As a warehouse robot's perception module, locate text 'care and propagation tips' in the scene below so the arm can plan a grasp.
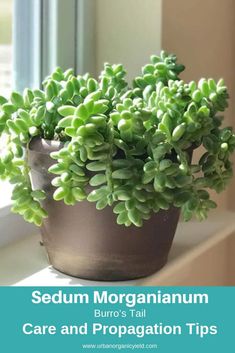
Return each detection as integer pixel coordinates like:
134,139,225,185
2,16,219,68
1,287,233,352
22,289,217,339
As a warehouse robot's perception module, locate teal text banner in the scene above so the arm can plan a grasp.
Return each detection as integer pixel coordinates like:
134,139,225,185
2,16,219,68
0,287,233,352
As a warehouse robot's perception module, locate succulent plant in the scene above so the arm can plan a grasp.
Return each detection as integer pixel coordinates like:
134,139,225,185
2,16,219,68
0,51,234,227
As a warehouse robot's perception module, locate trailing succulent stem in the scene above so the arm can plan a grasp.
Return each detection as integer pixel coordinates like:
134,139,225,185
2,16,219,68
0,51,234,227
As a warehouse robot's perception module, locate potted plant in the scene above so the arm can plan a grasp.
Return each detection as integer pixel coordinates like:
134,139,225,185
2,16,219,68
0,51,234,280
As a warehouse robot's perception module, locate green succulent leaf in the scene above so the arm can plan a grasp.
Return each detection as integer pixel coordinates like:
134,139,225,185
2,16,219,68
0,51,233,227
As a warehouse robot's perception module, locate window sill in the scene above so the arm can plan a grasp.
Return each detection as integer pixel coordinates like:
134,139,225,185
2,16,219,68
0,211,235,286
0,180,13,209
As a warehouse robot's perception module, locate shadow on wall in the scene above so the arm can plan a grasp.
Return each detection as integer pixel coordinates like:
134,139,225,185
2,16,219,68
162,0,235,210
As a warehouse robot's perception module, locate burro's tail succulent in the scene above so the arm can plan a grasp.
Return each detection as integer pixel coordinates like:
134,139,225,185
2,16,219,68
0,51,234,227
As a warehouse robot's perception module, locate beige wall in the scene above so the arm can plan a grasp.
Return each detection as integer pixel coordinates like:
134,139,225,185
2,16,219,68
94,0,235,210
162,0,235,210
95,0,162,82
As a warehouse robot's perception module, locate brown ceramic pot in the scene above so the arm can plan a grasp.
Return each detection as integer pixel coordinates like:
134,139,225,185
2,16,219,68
28,138,181,281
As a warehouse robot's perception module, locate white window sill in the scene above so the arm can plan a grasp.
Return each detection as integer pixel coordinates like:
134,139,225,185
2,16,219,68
0,211,235,287
0,180,13,209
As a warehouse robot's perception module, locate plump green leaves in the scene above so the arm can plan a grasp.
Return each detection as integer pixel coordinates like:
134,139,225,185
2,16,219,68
0,51,234,227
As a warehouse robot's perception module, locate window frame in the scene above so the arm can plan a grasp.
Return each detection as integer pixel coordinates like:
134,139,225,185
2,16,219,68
13,0,42,92
1,0,95,246
13,0,96,92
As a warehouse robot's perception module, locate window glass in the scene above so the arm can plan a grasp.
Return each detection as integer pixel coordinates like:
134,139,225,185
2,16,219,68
0,0,13,207
0,0,13,98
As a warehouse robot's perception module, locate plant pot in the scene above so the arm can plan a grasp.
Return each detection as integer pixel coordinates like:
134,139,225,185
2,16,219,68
28,138,181,281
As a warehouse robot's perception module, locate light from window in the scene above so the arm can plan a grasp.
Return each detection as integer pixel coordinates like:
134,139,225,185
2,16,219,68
0,0,13,98
0,0,13,208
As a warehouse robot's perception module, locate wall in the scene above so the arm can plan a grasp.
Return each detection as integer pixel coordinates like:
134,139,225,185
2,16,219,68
94,0,235,210
95,0,162,82
162,0,235,210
